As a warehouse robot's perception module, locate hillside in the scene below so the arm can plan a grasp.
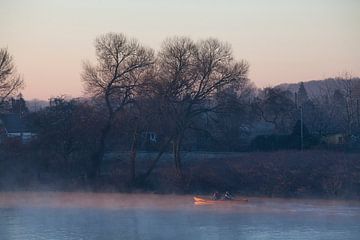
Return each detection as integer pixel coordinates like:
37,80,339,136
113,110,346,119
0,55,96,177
276,78,360,98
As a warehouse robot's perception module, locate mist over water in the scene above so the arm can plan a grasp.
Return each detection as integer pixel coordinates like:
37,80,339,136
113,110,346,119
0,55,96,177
0,192,359,240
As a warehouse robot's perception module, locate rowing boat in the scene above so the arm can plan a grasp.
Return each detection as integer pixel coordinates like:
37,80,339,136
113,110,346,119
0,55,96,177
194,196,248,205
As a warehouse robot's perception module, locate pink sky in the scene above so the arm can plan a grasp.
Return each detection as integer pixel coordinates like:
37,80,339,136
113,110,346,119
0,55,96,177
1,0,359,100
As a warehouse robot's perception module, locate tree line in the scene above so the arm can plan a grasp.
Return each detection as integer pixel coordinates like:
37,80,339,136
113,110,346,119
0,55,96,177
1,33,360,192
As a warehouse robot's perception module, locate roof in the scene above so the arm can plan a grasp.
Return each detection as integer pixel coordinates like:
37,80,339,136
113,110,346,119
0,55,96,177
0,114,29,133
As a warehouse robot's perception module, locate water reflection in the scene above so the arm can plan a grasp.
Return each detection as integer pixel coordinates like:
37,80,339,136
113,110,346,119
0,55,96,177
0,193,359,240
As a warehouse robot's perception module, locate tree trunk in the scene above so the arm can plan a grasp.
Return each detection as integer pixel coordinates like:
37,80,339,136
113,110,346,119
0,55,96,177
88,118,112,180
173,135,183,178
129,126,138,185
345,100,353,136
136,137,172,184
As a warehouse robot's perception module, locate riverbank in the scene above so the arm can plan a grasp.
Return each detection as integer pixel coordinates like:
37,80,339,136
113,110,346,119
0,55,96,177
1,150,360,199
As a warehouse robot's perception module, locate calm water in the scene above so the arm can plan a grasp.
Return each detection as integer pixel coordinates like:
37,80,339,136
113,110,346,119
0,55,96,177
0,192,359,240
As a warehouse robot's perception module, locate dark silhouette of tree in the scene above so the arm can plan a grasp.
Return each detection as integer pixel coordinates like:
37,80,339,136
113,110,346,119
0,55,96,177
289,120,319,149
0,48,24,109
153,37,249,178
297,82,309,106
10,93,28,114
256,87,296,133
291,120,310,137
336,73,358,135
31,97,102,176
210,83,256,151
82,33,154,179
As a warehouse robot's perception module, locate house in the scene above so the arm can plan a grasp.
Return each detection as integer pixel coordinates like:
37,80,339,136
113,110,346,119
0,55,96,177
139,131,158,150
321,133,347,145
141,131,157,143
0,113,36,144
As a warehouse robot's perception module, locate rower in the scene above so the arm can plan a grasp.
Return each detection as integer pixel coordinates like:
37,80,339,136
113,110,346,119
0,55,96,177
212,191,221,200
223,191,233,200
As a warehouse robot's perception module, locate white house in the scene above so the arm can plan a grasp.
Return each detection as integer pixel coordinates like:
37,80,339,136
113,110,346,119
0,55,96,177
0,114,36,144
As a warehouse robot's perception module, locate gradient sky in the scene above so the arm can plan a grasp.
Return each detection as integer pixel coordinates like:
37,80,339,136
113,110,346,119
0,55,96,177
1,0,359,100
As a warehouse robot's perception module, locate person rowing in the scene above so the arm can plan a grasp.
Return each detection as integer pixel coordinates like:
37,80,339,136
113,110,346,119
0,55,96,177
211,191,233,200
212,191,221,200
223,191,233,200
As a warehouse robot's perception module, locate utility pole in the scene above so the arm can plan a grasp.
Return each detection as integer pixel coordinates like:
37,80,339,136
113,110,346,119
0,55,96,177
295,92,304,151
357,99,360,129
300,105,304,151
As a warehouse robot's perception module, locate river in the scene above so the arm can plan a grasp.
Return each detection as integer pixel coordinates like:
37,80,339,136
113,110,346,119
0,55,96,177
0,192,359,240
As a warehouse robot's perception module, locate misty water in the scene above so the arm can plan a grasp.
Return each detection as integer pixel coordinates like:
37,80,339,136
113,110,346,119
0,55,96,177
0,193,359,240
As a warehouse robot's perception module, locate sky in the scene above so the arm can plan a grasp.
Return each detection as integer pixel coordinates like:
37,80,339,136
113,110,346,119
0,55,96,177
0,0,359,100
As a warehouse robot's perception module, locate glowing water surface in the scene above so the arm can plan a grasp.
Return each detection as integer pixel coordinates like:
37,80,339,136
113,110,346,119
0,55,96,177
0,192,359,240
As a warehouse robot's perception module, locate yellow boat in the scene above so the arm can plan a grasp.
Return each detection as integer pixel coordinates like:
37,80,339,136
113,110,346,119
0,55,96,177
193,196,248,205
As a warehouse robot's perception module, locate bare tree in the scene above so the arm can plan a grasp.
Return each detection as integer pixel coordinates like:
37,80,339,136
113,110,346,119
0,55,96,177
82,33,154,178
255,87,297,134
336,73,357,136
211,83,257,151
154,37,249,178
312,82,347,135
0,48,24,108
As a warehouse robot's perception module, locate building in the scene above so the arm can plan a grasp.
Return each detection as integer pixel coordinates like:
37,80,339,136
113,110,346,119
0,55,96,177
321,133,347,145
0,113,36,144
